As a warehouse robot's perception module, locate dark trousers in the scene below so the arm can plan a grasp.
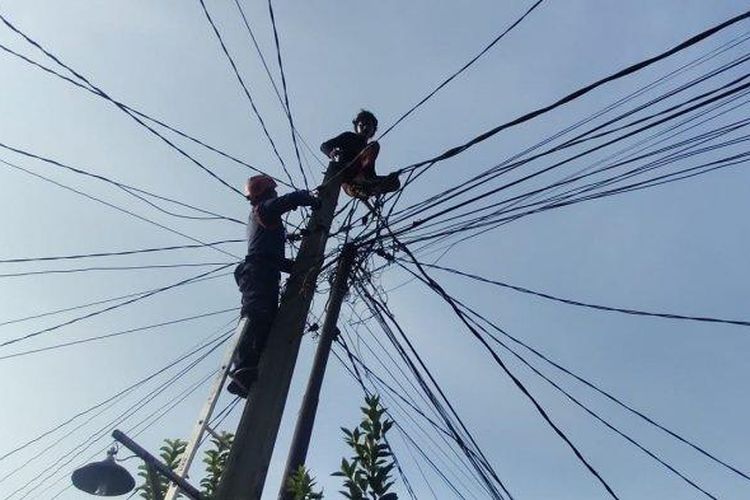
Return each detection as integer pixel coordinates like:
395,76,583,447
235,305,277,370
235,259,280,371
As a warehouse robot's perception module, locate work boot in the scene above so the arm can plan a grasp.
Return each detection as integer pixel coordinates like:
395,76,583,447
378,172,401,194
226,366,258,398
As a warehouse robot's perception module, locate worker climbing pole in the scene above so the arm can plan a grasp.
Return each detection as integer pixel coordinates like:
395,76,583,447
321,110,401,200
215,107,405,499
215,156,346,500
228,175,320,397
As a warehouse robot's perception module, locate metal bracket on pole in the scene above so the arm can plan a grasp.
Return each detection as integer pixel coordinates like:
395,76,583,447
164,316,249,500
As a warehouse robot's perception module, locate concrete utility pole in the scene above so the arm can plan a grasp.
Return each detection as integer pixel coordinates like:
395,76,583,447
215,161,344,500
278,243,357,500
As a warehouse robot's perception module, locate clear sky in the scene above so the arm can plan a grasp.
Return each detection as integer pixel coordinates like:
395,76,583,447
0,1,749,499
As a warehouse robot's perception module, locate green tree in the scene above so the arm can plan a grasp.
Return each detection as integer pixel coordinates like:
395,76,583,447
332,395,398,500
135,438,186,499
134,433,234,500
286,465,324,500
199,432,233,497
141,396,398,500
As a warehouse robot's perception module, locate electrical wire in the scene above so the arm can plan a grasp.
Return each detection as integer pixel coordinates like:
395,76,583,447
267,0,308,188
197,0,296,187
0,13,244,196
3,328,232,496
392,244,619,499
0,307,237,362
0,40,291,186
0,316,236,465
0,262,233,279
0,271,232,329
377,0,546,141
423,262,750,328
0,157,241,260
0,264,233,349
397,9,750,176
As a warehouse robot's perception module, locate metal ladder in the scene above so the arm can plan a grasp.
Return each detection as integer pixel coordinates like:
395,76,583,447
164,317,248,500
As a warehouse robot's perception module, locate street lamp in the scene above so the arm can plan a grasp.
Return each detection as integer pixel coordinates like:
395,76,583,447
71,447,135,496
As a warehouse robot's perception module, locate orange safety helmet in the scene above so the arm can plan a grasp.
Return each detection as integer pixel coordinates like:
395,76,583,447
244,175,278,203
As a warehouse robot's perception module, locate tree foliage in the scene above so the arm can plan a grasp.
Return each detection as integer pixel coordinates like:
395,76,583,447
138,396,398,499
200,432,233,497
135,438,186,499
286,465,324,500
134,433,233,500
332,395,398,500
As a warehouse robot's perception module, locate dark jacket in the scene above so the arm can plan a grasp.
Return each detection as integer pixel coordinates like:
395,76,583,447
320,132,380,182
235,190,317,310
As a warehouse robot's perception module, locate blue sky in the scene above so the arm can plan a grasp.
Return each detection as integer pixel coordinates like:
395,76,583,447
0,1,749,499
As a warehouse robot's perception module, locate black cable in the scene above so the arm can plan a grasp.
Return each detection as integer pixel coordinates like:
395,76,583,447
0,40,291,186
0,262,232,279
18,339,227,500
341,353,474,500
0,315,234,466
0,123,244,224
335,332,491,498
0,271,231,329
0,307,237,362
378,47,750,250
452,300,718,499
417,147,750,246
390,55,750,227
333,337,427,500
232,0,326,173
0,157,241,260
0,239,243,264
377,64,750,254
0,139,241,224
408,104,750,242
458,300,750,484
357,283,510,499
128,369,218,438
377,0,546,141
43,369,220,498
388,79,750,240
0,264,233,349
399,115,750,248
1,327,232,491
267,0,308,188
341,314,441,424
0,13,244,196
403,103,750,249
423,260,750,324
118,184,244,223
197,0,296,187
398,9,750,175
393,245,619,499
360,91,749,251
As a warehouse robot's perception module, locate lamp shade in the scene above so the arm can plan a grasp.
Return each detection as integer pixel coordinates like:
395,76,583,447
71,449,135,496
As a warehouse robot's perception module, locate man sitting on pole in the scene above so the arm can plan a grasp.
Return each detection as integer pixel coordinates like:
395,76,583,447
228,175,319,397
320,110,400,200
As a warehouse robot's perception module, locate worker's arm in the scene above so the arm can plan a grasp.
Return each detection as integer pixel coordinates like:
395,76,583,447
262,190,319,220
320,132,350,159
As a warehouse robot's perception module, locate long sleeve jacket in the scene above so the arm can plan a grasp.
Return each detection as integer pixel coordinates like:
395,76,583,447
236,190,316,309
320,132,380,182
245,190,317,266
